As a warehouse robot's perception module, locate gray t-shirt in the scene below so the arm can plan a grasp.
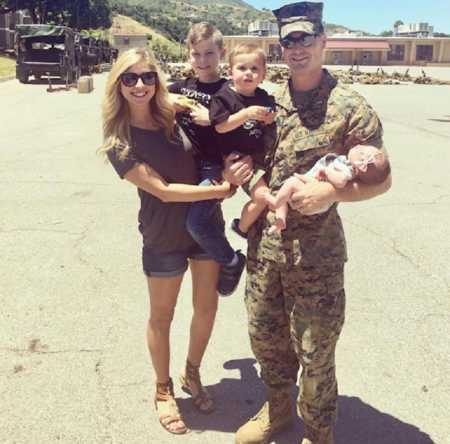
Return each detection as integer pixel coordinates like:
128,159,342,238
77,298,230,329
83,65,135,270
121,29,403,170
107,126,199,253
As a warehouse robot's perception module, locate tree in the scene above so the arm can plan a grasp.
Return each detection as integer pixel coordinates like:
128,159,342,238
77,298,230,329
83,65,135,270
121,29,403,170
393,20,404,28
3,0,112,28
84,0,112,28
380,30,393,36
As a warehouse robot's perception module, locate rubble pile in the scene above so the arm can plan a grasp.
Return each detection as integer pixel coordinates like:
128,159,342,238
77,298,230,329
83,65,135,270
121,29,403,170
333,67,450,86
165,64,195,81
164,63,449,86
266,65,290,83
413,72,450,85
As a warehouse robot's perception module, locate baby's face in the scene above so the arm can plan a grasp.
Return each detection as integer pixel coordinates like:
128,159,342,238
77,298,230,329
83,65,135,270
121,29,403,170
348,145,383,174
230,53,266,96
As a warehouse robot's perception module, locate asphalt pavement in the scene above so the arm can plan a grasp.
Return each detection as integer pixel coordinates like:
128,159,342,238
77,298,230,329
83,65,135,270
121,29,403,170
0,71,449,444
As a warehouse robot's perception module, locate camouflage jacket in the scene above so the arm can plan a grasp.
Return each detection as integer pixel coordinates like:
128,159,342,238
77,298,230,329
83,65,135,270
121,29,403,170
247,69,384,268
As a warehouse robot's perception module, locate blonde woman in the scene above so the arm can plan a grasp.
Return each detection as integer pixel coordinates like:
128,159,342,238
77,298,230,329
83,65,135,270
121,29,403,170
100,48,231,434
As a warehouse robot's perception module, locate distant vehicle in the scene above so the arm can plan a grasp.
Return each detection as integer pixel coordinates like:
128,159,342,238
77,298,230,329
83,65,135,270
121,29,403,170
0,28,15,53
97,39,112,64
77,35,100,74
15,24,79,84
76,35,113,74
111,47,118,62
0,9,32,53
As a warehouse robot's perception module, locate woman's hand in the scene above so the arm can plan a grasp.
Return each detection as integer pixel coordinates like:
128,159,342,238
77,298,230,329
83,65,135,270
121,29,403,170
222,153,254,186
190,103,210,126
211,180,236,199
221,181,237,199
169,93,197,113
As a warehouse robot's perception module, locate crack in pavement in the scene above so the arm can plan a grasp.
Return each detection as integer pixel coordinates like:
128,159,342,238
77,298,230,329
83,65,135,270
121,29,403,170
383,116,450,140
110,380,147,388
0,228,85,235
72,223,107,275
95,358,116,443
365,195,450,208
0,180,112,186
343,217,450,295
1,347,104,356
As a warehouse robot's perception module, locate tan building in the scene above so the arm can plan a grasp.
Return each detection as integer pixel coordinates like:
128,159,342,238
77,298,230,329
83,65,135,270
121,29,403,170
223,35,450,66
383,37,450,65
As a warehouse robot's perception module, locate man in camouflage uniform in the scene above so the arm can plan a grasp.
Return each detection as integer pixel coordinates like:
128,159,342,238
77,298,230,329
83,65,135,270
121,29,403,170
227,2,392,444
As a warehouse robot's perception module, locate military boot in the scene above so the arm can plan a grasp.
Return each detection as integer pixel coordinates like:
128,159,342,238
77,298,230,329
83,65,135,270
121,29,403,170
301,425,334,444
235,389,293,444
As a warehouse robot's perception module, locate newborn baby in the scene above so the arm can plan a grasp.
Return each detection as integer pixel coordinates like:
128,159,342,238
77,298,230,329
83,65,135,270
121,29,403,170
269,145,390,234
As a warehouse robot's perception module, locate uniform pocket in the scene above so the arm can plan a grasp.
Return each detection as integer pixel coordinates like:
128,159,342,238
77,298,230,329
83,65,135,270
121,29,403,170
295,133,331,153
294,133,332,171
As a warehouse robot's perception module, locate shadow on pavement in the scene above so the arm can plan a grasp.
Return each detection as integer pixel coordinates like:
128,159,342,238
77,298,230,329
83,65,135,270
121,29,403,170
428,118,450,123
335,396,434,444
180,358,434,443
25,78,67,85
178,358,266,436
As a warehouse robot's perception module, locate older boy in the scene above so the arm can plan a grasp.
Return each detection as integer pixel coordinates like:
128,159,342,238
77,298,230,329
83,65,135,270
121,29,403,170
169,23,246,297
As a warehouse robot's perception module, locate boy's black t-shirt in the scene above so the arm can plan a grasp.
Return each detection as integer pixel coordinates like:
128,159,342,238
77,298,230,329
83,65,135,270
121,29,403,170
169,77,227,164
209,82,276,157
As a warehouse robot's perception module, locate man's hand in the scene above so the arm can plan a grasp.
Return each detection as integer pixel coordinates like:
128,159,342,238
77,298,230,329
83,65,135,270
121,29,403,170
289,174,338,215
190,103,210,126
222,153,254,186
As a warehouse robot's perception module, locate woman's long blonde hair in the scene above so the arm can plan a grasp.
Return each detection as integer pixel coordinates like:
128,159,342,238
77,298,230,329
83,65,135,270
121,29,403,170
99,47,175,158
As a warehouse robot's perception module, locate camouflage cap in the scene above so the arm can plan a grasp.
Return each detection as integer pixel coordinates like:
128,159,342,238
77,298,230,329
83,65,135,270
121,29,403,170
272,2,324,39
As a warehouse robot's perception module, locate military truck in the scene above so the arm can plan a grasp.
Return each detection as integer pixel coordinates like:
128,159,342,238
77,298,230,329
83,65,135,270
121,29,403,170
77,34,99,75
97,39,112,64
15,24,79,84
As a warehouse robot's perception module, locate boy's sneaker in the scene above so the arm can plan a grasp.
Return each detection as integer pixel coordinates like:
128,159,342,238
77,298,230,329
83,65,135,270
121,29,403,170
230,218,247,239
218,250,246,297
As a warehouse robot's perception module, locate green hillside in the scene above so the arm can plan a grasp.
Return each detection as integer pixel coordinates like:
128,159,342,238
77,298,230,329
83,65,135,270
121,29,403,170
110,0,273,42
0,55,15,78
109,0,369,44
112,14,184,60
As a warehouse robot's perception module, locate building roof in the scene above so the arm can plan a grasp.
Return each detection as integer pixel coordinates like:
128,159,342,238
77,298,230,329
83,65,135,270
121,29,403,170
326,39,390,50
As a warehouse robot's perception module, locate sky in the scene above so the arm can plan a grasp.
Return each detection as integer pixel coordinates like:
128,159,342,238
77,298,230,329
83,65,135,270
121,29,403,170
245,0,450,34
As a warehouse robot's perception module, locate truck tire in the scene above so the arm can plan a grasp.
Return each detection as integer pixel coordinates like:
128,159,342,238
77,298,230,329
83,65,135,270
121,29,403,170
66,69,75,85
75,65,81,82
18,72,29,84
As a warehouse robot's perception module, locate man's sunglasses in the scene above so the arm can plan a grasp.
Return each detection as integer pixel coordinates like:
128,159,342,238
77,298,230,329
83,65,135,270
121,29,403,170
120,71,157,87
280,34,317,49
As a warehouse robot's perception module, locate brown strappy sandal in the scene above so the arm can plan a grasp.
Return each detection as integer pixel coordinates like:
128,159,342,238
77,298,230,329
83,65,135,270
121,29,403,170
180,360,215,414
154,378,188,434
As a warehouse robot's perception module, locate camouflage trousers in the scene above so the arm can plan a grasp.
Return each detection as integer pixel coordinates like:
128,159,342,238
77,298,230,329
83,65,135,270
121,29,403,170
245,256,346,430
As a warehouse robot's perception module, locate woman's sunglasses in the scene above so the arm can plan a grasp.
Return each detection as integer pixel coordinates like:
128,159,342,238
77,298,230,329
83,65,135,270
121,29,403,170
120,71,157,87
280,34,317,49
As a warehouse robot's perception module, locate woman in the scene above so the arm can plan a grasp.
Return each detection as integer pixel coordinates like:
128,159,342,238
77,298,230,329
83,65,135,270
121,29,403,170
99,47,231,435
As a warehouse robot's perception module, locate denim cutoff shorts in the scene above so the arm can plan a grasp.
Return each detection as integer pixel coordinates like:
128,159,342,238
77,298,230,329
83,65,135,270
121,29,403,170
142,244,210,278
